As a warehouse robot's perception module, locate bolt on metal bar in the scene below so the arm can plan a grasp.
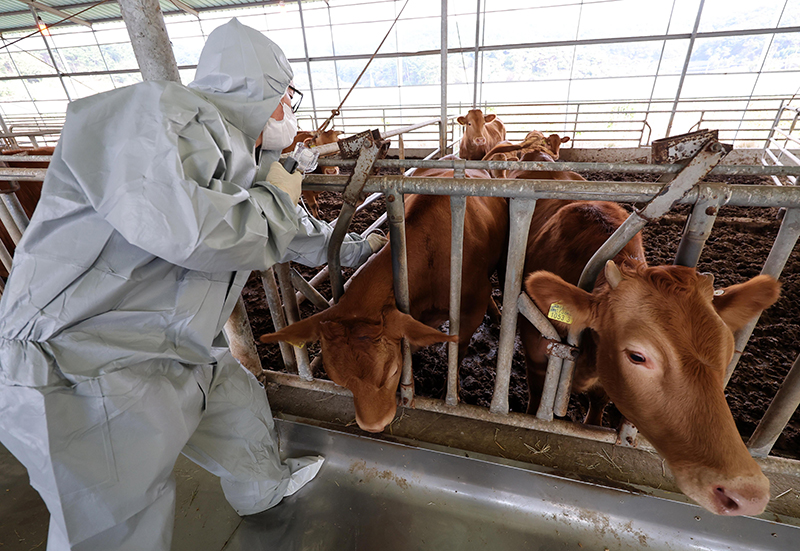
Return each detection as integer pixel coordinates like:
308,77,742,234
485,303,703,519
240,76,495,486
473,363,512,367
260,268,296,372
748,352,800,457
725,207,800,386
673,185,727,267
490,197,536,415
386,188,414,407
447,194,467,407
275,263,312,381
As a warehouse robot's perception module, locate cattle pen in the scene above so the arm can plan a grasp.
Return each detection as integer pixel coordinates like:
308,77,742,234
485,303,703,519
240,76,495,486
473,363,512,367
1,1,800,550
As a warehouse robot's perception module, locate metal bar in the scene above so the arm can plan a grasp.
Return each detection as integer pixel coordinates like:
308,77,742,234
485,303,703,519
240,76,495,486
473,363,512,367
490,197,536,415
28,6,72,104
725,207,800,385
666,0,705,137
0,238,12,274
554,327,582,418
577,142,726,291
167,0,198,17
446,193,467,407
275,263,313,381
297,0,319,129
15,0,92,27
290,267,329,311
771,126,800,149
673,185,725,267
327,141,381,302
315,158,800,177
386,188,413,407
764,102,786,152
222,297,263,377
1,193,29,234
260,268,296,371
517,293,563,421
440,0,448,157
472,0,481,108
303,176,800,207
263,370,621,445
748,352,800,457
118,0,181,82
0,200,22,245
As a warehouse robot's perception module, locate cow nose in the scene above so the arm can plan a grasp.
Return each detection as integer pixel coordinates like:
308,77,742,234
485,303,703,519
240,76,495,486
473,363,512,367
356,419,387,433
712,484,770,516
473,137,486,146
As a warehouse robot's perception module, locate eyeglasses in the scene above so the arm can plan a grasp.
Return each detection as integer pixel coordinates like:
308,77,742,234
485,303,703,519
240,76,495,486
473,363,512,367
287,85,303,113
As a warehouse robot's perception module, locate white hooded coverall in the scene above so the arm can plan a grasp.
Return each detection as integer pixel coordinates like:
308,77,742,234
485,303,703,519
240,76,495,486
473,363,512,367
0,18,370,551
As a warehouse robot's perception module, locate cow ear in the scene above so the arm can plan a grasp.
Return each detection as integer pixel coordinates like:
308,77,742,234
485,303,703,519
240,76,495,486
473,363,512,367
385,309,457,347
260,314,322,346
712,275,780,331
457,116,467,125
525,270,596,330
561,136,570,143
484,113,497,123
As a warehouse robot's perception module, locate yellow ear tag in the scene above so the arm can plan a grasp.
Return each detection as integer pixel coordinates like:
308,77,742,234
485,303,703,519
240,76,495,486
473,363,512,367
547,302,573,324
287,340,306,349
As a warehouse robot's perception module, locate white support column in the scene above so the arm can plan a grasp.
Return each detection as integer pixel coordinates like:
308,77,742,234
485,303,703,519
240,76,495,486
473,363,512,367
118,0,181,83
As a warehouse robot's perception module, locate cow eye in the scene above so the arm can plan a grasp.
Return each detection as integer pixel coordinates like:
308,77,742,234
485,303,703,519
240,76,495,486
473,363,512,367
626,351,647,364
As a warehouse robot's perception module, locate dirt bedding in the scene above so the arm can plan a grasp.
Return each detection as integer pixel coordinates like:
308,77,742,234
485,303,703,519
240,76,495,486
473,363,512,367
243,168,800,460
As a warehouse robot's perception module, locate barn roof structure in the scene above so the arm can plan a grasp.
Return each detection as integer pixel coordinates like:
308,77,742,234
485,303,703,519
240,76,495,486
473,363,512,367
0,0,799,150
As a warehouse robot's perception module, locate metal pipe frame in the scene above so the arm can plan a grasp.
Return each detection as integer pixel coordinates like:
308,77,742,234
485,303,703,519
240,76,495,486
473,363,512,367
439,0,448,157
260,268,297,372
748,352,800,457
725,207,800,385
446,161,467,406
303,176,800,207
489,197,536,415
386,188,413,407
0,200,22,244
673,184,727,268
275,262,313,381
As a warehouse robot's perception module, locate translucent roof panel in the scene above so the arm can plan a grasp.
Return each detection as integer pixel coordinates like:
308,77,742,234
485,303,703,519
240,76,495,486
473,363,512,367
0,0,797,148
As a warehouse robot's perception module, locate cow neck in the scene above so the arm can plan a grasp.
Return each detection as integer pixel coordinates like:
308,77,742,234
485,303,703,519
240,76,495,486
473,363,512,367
335,248,397,318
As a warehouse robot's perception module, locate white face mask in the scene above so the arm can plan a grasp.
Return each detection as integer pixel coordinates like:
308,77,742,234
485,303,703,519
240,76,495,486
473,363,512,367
261,102,297,151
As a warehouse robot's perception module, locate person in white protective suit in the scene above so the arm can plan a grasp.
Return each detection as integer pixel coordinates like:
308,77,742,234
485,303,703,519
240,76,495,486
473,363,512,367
0,18,386,551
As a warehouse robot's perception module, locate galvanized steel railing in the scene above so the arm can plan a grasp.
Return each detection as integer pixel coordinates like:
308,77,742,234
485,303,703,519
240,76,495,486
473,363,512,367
266,152,800,462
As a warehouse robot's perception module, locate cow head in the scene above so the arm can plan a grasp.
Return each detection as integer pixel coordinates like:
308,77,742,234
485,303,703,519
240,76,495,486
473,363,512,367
525,261,780,516
260,305,457,432
458,109,496,156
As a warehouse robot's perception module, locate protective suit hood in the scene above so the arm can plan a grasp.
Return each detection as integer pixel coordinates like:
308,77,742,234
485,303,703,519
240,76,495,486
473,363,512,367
189,18,293,140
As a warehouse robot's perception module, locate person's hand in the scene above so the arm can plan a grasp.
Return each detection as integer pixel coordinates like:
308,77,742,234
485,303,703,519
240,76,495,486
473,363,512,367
366,232,388,253
267,161,302,205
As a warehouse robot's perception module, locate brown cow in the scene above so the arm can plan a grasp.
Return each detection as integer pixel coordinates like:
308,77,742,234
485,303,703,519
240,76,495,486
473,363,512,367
260,167,508,432
282,129,342,217
516,141,778,516
457,109,506,160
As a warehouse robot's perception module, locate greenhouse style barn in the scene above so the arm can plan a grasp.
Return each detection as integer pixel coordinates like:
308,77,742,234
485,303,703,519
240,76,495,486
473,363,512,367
0,0,799,550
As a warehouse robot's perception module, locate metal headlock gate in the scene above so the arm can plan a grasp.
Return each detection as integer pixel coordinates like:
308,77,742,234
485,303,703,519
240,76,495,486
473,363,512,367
1,128,799,520
251,130,800,514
